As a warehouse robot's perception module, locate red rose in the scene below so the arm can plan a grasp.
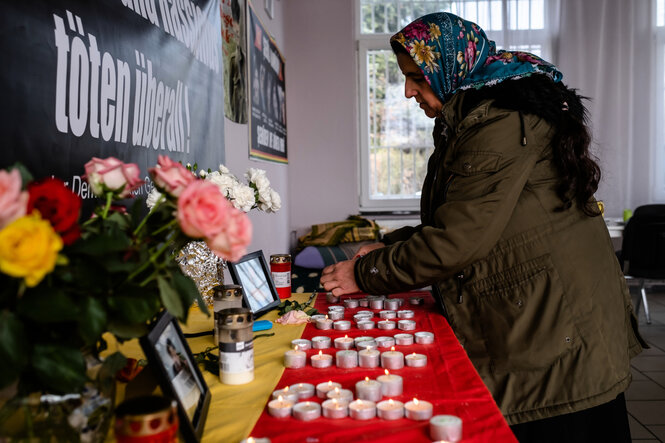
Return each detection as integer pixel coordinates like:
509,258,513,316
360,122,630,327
28,178,82,245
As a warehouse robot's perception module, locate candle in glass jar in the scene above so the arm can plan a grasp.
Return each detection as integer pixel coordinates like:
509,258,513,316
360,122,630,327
311,350,333,369
405,352,427,368
397,310,414,319
284,345,306,369
358,348,380,368
289,383,315,400
377,320,396,330
376,399,404,420
267,395,294,418
327,310,344,321
429,415,463,442
397,319,416,331
394,333,414,346
292,401,321,421
316,380,342,399
326,387,354,403
355,377,382,402
335,350,358,368
377,370,403,397
404,398,433,421
379,310,397,319
322,398,348,419
291,339,311,350
375,336,396,348
348,399,376,420
333,320,351,331
384,299,400,310
381,347,404,370
316,315,333,330
272,386,299,404
415,331,435,344
334,335,355,350
344,298,359,309
357,320,375,331
311,336,332,349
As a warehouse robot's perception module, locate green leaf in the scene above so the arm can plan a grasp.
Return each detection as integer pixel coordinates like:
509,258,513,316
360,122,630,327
9,162,33,186
107,295,159,324
17,289,79,323
69,225,131,256
0,312,28,389
32,344,86,394
97,351,127,395
107,321,149,339
158,276,184,320
172,272,209,318
77,297,107,345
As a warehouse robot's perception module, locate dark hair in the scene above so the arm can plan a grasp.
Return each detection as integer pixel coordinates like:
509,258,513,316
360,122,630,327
460,75,601,216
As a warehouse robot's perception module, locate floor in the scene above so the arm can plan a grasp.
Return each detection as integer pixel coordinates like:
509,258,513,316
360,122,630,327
627,286,665,442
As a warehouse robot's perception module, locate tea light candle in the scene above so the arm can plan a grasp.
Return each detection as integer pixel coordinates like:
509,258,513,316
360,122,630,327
328,305,345,312
292,401,321,421
335,350,358,368
409,296,424,305
377,320,396,330
369,299,384,310
381,347,404,370
379,310,397,319
377,370,403,396
354,336,374,345
344,298,359,309
353,313,373,323
334,335,355,350
376,399,404,420
394,333,414,346
397,310,414,319
358,298,370,307
267,395,294,418
405,352,427,368
429,415,463,442
311,336,332,349
310,314,326,322
326,387,354,403
289,383,315,399
316,315,333,330
326,292,340,303
356,340,378,351
398,319,416,331
328,310,344,321
240,438,271,443
349,399,376,420
333,320,351,331
322,398,348,419
291,339,311,350
355,377,382,402
316,380,342,398
284,346,306,369
272,386,299,404
374,336,396,348
415,331,435,344
357,320,375,330
404,398,433,421
311,350,333,369
358,349,380,368
384,299,400,310
357,310,373,316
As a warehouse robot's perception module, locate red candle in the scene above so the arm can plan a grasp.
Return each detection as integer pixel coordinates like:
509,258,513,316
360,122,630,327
270,254,292,299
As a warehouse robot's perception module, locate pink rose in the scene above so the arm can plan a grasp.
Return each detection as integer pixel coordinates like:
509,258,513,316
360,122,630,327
0,169,28,229
177,180,234,239
84,157,142,198
206,208,252,262
149,155,195,197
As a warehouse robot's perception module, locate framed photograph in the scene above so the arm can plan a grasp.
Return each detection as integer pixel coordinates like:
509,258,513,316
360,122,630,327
140,312,211,443
264,0,274,19
227,250,281,318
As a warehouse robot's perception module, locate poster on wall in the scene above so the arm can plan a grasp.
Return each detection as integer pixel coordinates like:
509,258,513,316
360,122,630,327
221,0,247,123
0,0,225,207
247,1,287,163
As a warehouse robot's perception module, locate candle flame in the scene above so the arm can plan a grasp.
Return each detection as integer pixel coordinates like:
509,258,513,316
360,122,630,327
391,346,395,351
277,395,283,401
318,350,323,356
283,386,289,392
299,383,303,388
385,369,390,376
295,345,299,351
333,398,338,405
325,314,329,319
414,398,419,405
248,438,255,443
328,380,333,387
306,401,310,406
412,352,417,356
389,399,394,405
334,387,340,393
365,376,369,382
344,334,348,339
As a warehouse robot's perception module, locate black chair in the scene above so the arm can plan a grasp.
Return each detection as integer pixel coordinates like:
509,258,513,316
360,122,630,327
618,204,665,324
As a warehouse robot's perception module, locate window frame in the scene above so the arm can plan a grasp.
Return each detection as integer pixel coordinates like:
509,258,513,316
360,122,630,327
653,0,665,201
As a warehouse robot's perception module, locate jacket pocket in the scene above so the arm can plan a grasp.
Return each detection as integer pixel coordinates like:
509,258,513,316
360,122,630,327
471,254,579,374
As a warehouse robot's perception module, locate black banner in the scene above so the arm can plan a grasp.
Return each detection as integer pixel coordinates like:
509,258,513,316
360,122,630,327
0,0,225,201
247,1,286,163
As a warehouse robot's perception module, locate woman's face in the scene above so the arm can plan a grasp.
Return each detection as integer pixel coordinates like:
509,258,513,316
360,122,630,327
396,52,443,118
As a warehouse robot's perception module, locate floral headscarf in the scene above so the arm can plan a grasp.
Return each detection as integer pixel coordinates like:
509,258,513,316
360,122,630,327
391,12,563,103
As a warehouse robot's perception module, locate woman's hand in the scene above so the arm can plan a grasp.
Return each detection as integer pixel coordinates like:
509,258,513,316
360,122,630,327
320,260,360,296
353,242,385,259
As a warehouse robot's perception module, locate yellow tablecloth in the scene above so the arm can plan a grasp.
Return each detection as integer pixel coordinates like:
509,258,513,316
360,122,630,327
105,293,311,442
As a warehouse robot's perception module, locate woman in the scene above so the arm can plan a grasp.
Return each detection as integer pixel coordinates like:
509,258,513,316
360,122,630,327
320,12,645,442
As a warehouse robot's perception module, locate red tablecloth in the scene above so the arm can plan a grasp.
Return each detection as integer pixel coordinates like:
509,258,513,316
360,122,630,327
250,291,517,442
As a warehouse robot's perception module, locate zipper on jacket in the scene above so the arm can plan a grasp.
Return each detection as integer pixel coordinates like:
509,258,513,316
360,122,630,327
442,173,455,203
456,273,464,304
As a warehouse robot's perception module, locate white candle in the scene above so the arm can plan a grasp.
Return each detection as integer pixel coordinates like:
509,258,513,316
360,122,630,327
429,414,463,442
284,346,306,369
415,331,435,344
291,339,312,350
267,395,294,418
326,292,340,303
333,320,351,331
409,296,424,305
311,350,333,369
328,305,345,312
358,298,370,307
358,349,380,368
354,336,374,345
334,335,355,350
397,310,414,319
344,298,359,309
397,319,416,331
379,310,397,319
376,399,404,420
377,320,396,330
357,320,375,330
316,380,342,398
356,310,373,316
355,377,382,402
310,314,326,322
405,398,433,421
272,386,299,404
377,370,403,397
384,299,400,310
289,383,315,400
369,299,384,310
328,310,344,320
311,336,332,349
322,398,349,419
348,399,376,420
292,401,321,421
381,347,404,370
326,387,354,403
240,437,271,443
335,350,358,368
374,336,396,348
316,316,333,330
405,352,427,368
356,340,378,351
353,313,373,323
394,333,414,346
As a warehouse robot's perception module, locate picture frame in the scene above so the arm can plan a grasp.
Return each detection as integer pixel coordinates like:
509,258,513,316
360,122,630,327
264,0,274,19
227,250,281,318
140,311,211,443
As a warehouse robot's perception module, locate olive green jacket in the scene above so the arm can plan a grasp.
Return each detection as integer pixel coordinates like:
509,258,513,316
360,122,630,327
355,91,645,425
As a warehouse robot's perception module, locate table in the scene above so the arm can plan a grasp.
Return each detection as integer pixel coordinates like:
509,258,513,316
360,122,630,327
106,292,516,442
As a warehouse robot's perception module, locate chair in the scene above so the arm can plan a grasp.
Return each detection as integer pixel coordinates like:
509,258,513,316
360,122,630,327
618,204,665,324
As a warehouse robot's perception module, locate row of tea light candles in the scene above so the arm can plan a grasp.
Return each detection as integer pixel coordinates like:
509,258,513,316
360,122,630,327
315,308,417,331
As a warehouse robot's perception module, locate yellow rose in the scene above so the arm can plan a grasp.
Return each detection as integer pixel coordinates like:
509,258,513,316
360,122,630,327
0,213,63,287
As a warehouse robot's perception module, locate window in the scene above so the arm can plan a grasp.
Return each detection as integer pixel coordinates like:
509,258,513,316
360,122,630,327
357,0,557,211
654,0,665,200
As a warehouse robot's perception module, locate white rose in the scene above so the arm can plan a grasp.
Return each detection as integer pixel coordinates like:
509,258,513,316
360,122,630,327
246,168,272,194
229,183,256,212
268,189,281,212
218,164,230,174
146,188,163,210
206,171,238,198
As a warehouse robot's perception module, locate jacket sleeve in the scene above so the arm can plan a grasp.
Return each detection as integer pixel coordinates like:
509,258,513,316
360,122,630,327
355,111,543,294
381,224,423,245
